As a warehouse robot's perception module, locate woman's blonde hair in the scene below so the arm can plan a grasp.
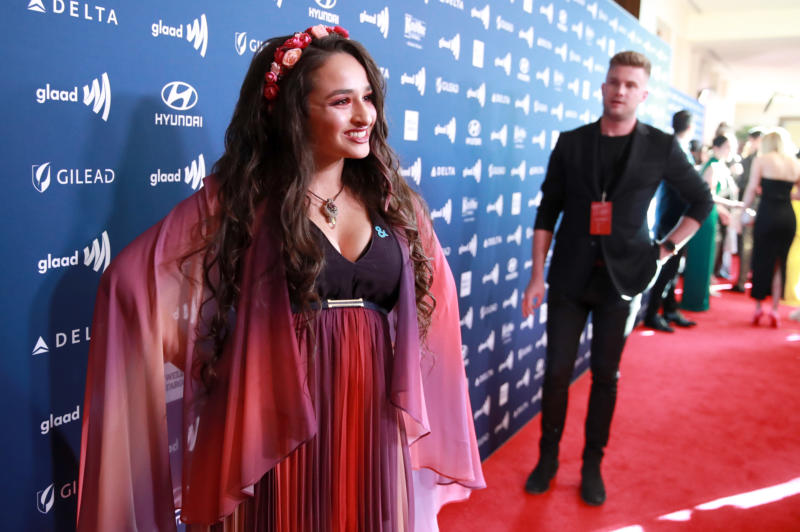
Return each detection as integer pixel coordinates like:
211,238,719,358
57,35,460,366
759,127,797,158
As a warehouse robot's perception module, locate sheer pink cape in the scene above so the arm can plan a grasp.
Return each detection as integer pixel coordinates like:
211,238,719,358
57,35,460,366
77,176,484,530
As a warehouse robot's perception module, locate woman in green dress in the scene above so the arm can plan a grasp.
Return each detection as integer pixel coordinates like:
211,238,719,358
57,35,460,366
681,135,742,311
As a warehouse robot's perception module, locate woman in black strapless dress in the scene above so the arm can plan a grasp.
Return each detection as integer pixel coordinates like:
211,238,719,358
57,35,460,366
742,129,800,327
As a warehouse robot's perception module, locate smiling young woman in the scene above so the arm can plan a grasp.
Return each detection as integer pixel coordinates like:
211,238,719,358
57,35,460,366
76,25,484,532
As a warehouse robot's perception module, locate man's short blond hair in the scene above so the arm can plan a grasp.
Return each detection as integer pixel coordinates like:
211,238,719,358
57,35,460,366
609,51,651,77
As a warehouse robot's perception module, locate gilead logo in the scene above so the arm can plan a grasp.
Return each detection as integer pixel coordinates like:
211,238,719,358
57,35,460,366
36,480,78,514
31,162,115,193
40,405,80,435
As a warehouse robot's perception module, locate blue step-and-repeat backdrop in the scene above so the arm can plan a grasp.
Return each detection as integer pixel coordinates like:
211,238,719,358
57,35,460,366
2,0,690,529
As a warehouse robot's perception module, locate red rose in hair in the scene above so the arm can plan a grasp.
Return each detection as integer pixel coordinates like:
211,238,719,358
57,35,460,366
265,71,278,84
274,47,286,64
299,32,312,46
332,26,349,38
263,84,279,100
287,36,303,49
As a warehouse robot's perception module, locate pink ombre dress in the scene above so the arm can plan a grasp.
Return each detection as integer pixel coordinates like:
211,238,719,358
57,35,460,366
77,177,484,532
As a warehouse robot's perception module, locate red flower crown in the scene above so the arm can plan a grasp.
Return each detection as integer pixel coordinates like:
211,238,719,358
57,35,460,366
263,24,350,101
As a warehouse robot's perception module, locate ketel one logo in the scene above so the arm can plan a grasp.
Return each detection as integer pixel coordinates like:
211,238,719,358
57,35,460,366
161,81,198,111
36,230,111,275
35,73,111,121
31,162,115,193
151,14,208,57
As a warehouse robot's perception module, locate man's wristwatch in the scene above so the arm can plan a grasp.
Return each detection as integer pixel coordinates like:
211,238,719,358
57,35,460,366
660,239,677,256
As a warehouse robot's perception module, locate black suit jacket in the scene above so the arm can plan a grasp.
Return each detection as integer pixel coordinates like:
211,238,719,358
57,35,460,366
535,120,713,298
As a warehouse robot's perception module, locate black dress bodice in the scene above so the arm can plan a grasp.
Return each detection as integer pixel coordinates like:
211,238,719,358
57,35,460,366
311,211,402,311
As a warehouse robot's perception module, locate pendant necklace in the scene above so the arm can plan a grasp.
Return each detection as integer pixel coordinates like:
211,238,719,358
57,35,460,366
308,184,345,228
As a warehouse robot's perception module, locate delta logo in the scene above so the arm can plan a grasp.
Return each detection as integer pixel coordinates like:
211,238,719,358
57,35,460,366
31,161,115,193
31,325,91,356
37,230,111,275
151,14,208,57
27,0,119,26
150,154,206,190
154,81,204,128
35,72,111,121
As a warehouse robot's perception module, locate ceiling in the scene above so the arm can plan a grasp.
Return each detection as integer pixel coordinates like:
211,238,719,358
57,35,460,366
685,0,800,107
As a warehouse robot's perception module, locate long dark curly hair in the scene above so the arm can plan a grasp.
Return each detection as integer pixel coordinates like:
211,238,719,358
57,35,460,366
195,31,435,386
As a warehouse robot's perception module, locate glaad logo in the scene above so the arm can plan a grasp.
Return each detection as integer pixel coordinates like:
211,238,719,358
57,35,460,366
438,33,460,61
37,231,111,274
41,405,80,435
28,0,119,25
83,72,111,121
434,117,456,144
31,162,115,193
150,154,206,190
400,157,422,186
360,7,389,39
151,14,208,57
235,32,264,56
401,67,425,96
35,73,111,121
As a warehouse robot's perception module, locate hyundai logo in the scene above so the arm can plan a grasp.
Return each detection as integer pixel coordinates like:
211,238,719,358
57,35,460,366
315,0,337,9
161,81,198,111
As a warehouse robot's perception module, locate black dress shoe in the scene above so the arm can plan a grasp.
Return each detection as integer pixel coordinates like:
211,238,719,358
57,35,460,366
580,464,606,506
643,315,674,333
730,285,746,293
663,311,696,328
525,457,559,494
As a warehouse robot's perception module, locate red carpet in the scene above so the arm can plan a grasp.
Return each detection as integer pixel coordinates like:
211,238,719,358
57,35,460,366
439,288,800,531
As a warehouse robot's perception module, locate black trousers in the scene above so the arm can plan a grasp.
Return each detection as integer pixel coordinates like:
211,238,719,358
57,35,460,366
644,249,685,319
540,265,640,465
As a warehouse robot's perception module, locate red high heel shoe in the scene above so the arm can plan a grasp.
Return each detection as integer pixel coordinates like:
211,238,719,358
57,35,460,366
752,308,764,326
768,310,780,328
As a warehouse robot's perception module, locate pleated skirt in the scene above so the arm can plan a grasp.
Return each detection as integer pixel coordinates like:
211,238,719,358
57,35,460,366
200,307,412,532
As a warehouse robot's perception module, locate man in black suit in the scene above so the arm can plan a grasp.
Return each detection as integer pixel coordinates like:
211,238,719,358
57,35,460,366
521,51,713,505
643,110,699,332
